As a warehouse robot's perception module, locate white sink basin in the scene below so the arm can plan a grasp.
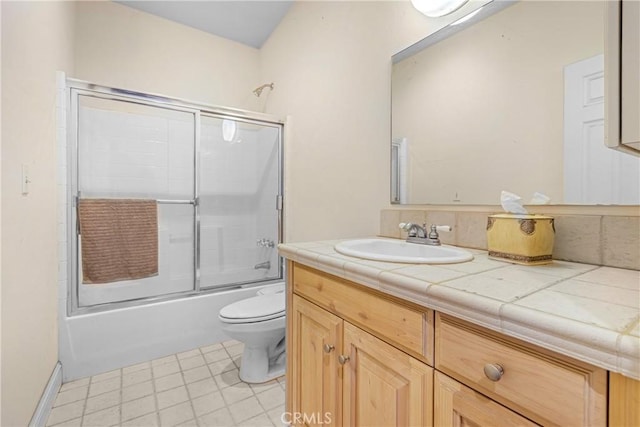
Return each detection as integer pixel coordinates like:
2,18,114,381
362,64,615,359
334,239,473,264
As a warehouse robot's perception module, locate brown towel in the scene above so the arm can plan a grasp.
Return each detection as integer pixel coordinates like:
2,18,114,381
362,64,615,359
78,199,159,284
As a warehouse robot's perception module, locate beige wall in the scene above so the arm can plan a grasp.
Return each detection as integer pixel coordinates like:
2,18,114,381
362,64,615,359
74,1,262,111
259,1,475,242
74,0,481,243
393,1,604,204
259,1,391,242
1,1,76,425
70,0,432,243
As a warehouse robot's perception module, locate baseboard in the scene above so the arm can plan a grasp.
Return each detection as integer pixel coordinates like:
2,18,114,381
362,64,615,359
29,362,62,427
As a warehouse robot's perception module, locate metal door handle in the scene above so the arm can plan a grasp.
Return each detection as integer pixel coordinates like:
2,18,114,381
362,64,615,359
483,363,504,381
338,355,350,365
323,344,335,354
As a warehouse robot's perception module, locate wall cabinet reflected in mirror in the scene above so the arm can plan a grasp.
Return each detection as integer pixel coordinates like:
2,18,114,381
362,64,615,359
605,0,640,155
392,0,640,206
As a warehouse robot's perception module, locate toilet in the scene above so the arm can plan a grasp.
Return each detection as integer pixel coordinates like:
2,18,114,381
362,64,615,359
218,284,286,383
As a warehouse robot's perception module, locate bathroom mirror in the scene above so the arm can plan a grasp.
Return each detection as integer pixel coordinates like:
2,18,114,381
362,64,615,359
391,0,640,205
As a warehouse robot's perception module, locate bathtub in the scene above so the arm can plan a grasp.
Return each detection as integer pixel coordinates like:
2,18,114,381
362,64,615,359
58,282,285,381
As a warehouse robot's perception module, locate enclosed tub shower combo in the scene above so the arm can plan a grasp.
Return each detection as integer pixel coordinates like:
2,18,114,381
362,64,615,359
59,78,285,380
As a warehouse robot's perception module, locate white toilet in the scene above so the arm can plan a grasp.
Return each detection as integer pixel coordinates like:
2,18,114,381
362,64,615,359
218,285,286,383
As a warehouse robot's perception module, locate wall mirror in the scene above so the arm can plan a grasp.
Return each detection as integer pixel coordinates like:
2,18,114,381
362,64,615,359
391,0,640,205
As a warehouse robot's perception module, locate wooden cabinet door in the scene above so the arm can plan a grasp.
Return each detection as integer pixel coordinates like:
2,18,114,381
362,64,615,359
290,295,343,427
434,371,538,427
342,322,433,427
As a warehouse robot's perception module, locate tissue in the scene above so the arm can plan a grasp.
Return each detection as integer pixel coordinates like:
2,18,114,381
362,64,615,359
529,192,551,205
500,191,528,214
500,191,550,214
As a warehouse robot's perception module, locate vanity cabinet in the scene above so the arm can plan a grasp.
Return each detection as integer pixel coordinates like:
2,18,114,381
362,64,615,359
286,261,620,427
287,263,434,426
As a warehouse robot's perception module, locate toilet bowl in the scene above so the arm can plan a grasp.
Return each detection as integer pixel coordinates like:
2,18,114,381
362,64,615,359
219,285,286,383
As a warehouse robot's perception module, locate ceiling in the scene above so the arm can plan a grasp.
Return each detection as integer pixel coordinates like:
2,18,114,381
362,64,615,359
115,1,293,49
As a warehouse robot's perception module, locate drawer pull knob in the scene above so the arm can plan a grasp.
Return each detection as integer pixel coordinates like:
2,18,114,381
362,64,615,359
338,355,350,365
323,344,335,354
483,363,504,381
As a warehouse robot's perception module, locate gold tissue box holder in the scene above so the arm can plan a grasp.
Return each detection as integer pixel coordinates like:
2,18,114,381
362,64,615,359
486,214,555,265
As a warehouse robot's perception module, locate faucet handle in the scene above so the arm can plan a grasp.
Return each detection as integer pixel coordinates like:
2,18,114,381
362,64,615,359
428,224,452,241
400,223,421,238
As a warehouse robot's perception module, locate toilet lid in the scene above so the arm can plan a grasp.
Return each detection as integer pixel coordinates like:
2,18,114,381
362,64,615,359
219,293,285,323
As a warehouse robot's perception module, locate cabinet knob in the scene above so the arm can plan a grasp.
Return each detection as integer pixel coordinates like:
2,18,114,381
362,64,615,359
323,344,335,354
483,363,504,381
338,355,350,365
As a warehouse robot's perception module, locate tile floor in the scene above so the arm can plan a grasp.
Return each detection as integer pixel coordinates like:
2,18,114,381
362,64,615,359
46,340,286,427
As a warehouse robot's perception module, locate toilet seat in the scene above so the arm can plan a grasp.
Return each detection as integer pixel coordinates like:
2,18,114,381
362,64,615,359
219,293,285,324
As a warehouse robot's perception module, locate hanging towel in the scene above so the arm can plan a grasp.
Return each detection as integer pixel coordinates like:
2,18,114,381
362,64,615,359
78,198,159,284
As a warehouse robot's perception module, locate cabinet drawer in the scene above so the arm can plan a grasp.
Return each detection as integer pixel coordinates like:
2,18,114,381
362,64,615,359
292,263,432,363
435,314,607,427
434,371,538,427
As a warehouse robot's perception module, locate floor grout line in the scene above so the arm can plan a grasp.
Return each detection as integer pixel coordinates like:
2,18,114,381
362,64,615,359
47,339,283,427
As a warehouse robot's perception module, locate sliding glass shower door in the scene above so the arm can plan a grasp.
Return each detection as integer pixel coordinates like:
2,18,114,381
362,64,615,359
199,115,282,288
70,85,283,312
75,95,197,307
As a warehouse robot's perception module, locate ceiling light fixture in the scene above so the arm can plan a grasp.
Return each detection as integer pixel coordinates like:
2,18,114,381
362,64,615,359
410,0,470,17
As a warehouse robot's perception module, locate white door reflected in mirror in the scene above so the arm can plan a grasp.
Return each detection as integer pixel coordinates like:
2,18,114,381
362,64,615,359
564,54,640,204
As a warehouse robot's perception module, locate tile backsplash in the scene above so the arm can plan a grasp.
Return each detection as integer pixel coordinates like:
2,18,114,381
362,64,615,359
381,208,640,270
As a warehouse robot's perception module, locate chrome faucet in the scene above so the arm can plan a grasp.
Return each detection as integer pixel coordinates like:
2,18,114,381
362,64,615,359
399,223,451,246
400,222,427,238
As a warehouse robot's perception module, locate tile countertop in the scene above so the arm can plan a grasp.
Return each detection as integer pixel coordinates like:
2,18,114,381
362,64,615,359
278,238,640,380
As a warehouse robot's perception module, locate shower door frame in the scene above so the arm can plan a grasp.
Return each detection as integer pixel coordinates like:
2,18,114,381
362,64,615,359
67,79,284,316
